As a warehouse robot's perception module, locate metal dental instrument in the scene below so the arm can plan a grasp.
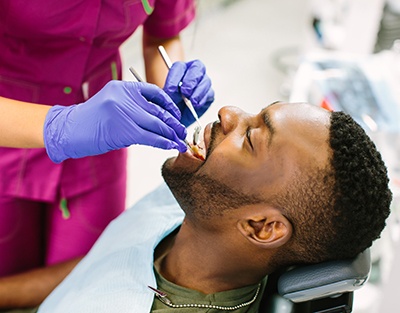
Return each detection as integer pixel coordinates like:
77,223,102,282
157,45,202,146
128,65,195,153
129,66,145,83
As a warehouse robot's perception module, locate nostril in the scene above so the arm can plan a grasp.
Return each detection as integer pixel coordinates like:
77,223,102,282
218,106,240,135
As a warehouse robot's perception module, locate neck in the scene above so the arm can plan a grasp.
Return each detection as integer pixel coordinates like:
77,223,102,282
156,219,268,294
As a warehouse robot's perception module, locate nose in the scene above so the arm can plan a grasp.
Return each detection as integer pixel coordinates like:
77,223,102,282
218,106,245,135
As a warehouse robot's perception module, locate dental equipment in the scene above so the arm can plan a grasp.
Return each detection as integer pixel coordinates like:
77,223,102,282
129,66,145,83
157,45,202,146
128,66,197,155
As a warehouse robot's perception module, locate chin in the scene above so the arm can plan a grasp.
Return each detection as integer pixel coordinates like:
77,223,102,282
163,151,204,174
161,121,217,209
161,150,205,195
161,155,197,212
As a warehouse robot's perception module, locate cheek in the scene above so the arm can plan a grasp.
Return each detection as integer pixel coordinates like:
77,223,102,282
200,152,267,195
201,156,247,189
201,153,230,174
201,138,252,179
201,147,296,197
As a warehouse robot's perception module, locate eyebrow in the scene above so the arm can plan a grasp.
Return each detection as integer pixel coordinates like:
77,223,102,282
260,107,276,147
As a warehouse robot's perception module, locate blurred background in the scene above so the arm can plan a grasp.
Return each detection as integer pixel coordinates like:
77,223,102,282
120,0,400,312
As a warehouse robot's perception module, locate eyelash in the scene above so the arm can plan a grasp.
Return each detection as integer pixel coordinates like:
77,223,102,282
246,127,254,150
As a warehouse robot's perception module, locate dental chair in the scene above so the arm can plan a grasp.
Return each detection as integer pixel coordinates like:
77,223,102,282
259,249,371,313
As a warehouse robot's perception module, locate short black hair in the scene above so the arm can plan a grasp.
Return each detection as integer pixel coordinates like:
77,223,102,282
275,111,392,265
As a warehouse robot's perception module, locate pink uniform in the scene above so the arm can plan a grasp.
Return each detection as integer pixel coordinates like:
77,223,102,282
0,0,195,275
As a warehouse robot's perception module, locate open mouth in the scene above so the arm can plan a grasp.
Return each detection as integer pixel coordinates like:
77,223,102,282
187,142,206,161
185,124,209,161
169,123,212,172
181,120,214,163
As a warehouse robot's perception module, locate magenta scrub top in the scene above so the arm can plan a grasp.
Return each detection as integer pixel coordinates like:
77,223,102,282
0,0,195,202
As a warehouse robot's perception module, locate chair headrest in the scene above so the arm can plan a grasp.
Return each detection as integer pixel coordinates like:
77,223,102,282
277,249,371,303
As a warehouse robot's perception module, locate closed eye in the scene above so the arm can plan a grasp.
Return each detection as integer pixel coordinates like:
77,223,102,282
246,127,254,150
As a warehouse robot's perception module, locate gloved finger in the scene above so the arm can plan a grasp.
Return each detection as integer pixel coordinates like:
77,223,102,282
152,136,187,153
184,75,214,107
179,60,206,98
196,96,213,116
134,82,182,121
135,99,187,140
164,61,187,95
133,103,187,143
137,120,188,152
135,128,187,152
123,81,186,139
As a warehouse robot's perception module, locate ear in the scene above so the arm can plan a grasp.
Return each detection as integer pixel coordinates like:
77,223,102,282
237,208,292,249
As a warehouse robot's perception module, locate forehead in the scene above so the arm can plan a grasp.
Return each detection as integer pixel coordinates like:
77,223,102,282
266,102,332,168
265,102,330,125
265,102,330,140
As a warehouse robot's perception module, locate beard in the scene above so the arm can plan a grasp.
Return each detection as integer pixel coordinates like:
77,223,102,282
162,165,262,219
161,123,262,220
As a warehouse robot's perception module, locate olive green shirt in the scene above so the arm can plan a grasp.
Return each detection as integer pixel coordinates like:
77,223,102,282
151,266,268,313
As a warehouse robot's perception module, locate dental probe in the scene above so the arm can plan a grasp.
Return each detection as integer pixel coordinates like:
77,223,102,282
128,66,195,154
157,45,202,145
129,66,145,83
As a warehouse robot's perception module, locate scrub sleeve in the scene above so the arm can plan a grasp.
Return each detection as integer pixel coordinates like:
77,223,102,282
0,0,195,276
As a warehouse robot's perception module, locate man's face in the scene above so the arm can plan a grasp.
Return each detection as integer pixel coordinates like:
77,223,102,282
162,102,331,219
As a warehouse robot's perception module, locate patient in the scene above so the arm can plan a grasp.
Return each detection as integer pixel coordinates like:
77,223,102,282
37,102,391,313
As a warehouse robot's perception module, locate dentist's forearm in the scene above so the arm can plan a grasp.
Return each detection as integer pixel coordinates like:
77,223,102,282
0,257,82,308
142,31,185,87
0,96,49,148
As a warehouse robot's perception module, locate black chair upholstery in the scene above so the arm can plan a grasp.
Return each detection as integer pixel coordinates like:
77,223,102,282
259,249,371,313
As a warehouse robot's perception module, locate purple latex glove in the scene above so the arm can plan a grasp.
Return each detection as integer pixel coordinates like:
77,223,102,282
44,81,187,163
163,60,215,127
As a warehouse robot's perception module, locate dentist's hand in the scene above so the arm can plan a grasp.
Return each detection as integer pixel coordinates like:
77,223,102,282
44,81,187,163
163,60,215,127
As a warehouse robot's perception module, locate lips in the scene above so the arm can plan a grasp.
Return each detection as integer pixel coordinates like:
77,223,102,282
183,127,208,161
168,122,214,172
190,143,205,161
196,121,214,161
202,121,214,156
185,122,212,161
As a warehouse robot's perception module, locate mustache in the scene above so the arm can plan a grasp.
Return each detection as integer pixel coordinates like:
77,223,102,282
206,120,220,158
